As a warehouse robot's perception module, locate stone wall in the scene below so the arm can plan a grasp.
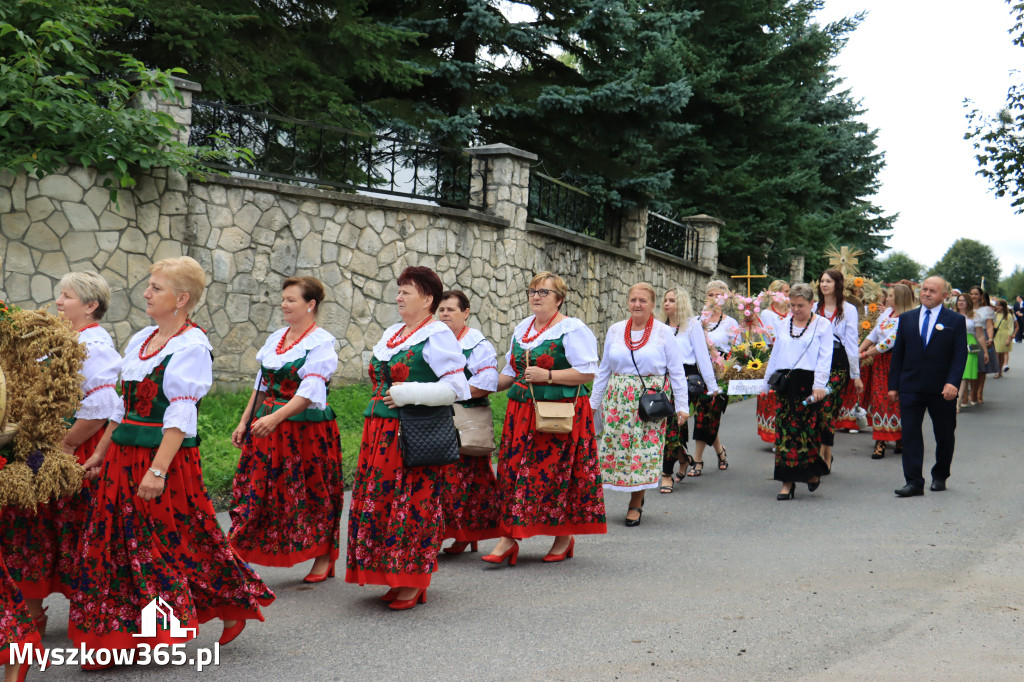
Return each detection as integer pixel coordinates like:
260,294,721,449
0,80,720,388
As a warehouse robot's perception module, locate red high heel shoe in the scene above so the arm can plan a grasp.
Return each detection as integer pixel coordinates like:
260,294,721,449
303,559,336,584
388,588,427,611
542,537,575,563
219,619,246,646
442,541,478,555
380,587,400,603
481,541,519,566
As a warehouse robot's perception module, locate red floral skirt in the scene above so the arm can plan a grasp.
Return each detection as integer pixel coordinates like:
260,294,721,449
494,398,606,539
756,392,777,443
345,416,445,590
693,392,728,444
0,428,103,600
1,549,40,662
68,443,275,651
229,420,344,567
869,353,901,441
441,455,500,543
834,379,860,431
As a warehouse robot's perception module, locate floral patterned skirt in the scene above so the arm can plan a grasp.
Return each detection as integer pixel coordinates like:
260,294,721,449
0,428,103,600
693,392,728,444
774,395,829,482
859,361,874,419
68,443,275,651
756,391,777,443
868,353,901,441
597,373,670,492
440,455,500,543
345,416,445,590
1,548,40,662
819,366,850,447
495,398,607,539
229,419,344,567
834,377,860,430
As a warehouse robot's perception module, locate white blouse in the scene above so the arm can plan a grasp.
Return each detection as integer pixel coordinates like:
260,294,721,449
75,325,122,421
460,328,499,392
704,314,740,353
253,327,339,410
590,320,689,414
964,314,977,335
116,326,213,438
758,308,786,344
671,317,719,395
976,306,995,339
812,301,861,379
500,316,600,377
373,320,471,401
764,314,834,391
871,314,900,354
865,308,893,345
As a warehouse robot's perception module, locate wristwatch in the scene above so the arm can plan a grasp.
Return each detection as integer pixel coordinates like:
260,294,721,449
547,369,553,384
148,467,168,480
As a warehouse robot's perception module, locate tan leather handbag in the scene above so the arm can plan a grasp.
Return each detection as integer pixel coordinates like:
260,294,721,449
453,403,495,456
526,349,580,434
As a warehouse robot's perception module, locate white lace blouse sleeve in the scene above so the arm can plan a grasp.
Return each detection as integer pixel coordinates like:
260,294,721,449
689,320,719,394
564,323,600,375
162,342,213,438
589,327,616,411
417,332,471,402
813,319,834,390
296,337,339,410
467,340,499,392
500,336,517,378
75,340,122,421
843,304,860,379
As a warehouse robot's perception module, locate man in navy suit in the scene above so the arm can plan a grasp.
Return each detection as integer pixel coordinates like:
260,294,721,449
888,277,968,496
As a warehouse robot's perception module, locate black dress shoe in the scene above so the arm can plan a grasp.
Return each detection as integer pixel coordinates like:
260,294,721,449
930,479,947,492
894,484,924,497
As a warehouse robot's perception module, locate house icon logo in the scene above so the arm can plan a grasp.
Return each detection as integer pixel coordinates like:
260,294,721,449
132,597,197,639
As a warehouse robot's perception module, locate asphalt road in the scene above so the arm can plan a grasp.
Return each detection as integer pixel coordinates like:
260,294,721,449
29,371,1024,681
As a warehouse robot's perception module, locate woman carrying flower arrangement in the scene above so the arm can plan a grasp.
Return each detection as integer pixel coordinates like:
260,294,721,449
753,280,790,443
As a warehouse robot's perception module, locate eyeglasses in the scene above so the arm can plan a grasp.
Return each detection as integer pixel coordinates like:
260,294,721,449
526,288,554,298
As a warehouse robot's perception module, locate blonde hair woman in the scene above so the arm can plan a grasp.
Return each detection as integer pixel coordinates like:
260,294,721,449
591,283,689,524
486,272,605,565
72,257,274,666
689,280,737,475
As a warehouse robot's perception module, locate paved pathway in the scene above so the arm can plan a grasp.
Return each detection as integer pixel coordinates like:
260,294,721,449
31,373,1024,680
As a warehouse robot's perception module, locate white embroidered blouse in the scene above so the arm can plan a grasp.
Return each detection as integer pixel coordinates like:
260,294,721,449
115,326,213,438
372,320,471,401
764,314,835,391
500,316,600,377
253,327,339,410
812,301,861,379
670,317,719,396
74,325,122,421
590,319,690,414
460,327,499,392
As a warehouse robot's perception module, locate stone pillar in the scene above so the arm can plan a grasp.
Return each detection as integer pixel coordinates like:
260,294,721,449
789,254,806,283
465,143,537,230
133,75,202,145
682,214,724,273
620,205,648,260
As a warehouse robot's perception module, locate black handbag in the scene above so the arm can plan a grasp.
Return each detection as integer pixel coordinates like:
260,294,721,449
397,404,461,467
629,344,675,422
766,371,788,394
686,374,707,398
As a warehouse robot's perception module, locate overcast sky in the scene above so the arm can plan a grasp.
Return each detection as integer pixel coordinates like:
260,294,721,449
817,0,1022,277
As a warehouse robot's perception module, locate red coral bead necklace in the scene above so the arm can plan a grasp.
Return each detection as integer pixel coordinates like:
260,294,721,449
277,321,317,354
387,315,434,349
78,322,99,333
522,314,559,343
456,326,469,341
624,315,654,351
139,320,194,360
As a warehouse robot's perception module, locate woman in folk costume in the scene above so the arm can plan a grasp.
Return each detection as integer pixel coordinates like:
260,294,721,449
658,286,717,492
229,276,344,583
811,269,863,471
753,280,790,444
763,284,833,500
345,267,470,611
688,280,739,476
860,284,915,459
591,283,689,525
72,257,274,667
0,272,120,637
484,272,606,566
436,289,500,555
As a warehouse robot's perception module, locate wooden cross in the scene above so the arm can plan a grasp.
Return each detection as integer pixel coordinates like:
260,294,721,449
731,255,767,296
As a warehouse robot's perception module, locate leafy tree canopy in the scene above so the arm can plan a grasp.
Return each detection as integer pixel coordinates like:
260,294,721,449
929,238,1002,293
876,251,925,283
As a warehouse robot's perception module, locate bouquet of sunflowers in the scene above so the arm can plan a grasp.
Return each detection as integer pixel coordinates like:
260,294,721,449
723,333,771,380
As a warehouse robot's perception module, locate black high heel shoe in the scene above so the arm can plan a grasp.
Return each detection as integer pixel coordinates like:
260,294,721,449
777,485,795,501
871,442,885,459
625,497,645,527
807,478,821,492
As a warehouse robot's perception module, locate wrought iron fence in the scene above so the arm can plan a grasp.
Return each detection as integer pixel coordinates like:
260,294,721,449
527,172,619,244
646,212,700,262
189,100,480,208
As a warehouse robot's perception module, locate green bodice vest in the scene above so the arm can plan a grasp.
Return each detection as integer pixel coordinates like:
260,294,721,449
256,352,336,422
112,353,200,448
506,335,588,403
364,339,440,419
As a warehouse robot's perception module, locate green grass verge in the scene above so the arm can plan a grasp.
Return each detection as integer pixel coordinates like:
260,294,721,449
198,385,510,505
